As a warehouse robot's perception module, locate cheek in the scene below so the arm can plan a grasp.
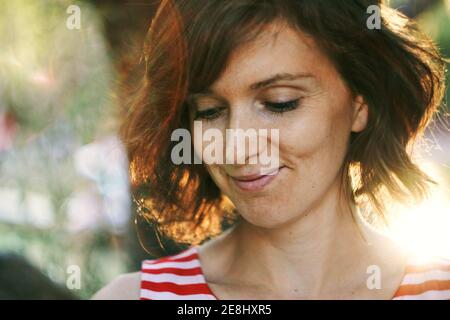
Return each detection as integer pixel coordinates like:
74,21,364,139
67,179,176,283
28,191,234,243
287,118,345,151
280,101,353,177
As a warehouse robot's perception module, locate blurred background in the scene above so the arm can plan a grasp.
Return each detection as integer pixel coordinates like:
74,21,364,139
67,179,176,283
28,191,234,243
0,0,449,299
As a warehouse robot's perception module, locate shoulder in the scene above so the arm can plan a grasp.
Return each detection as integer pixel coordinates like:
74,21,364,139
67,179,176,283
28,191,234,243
393,256,450,300
91,272,141,300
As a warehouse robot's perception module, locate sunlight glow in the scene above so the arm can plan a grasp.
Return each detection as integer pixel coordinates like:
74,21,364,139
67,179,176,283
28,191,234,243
386,163,450,260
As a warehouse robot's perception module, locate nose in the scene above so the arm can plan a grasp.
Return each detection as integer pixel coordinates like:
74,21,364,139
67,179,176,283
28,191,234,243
224,107,261,165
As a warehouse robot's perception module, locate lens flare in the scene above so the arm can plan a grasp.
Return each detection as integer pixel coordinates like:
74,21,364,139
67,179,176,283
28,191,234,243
386,163,450,261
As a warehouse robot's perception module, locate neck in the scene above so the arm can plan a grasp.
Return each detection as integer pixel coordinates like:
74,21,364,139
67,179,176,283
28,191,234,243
228,179,375,297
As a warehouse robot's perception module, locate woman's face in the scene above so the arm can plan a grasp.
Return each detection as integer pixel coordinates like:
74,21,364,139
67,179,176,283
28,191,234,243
189,22,368,228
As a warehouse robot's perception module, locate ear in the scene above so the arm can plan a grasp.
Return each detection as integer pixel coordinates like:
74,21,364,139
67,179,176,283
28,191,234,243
351,95,368,133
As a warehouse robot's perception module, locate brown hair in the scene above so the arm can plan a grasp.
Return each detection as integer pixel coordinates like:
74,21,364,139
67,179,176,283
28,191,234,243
121,0,447,245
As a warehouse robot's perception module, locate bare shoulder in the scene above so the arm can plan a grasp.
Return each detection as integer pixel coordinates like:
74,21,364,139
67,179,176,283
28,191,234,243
91,272,141,300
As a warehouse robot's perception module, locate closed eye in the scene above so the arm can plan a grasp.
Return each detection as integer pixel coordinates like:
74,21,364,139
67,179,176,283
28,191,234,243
194,107,225,121
193,99,301,120
263,98,301,114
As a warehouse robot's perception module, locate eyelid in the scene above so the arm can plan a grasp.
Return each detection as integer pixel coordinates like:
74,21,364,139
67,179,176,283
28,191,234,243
192,100,227,114
259,85,308,97
194,106,226,121
262,98,302,114
188,92,228,107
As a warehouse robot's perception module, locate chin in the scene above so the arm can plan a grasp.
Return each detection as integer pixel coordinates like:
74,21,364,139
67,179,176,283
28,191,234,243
236,200,300,229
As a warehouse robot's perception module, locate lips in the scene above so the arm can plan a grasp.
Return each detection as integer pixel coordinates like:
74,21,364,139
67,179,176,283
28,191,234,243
229,167,284,192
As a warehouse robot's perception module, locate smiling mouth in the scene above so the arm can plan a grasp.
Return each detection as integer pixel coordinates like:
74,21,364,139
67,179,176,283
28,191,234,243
229,166,285,192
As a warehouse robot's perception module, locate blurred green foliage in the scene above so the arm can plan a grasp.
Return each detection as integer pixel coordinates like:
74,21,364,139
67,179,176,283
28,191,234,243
0,0,127,299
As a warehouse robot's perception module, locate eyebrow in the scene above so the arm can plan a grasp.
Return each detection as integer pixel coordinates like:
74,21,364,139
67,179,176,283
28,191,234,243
188,72,315,102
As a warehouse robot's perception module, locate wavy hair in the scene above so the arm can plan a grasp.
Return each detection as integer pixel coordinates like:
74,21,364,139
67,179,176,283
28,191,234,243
121,0,447,246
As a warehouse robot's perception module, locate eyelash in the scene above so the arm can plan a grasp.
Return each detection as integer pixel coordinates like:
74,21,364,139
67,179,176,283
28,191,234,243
194,107,225,121
263,98,301,115
193,98,301,121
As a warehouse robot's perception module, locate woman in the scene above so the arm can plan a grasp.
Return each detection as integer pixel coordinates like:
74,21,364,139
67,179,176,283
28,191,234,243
94,0,449,299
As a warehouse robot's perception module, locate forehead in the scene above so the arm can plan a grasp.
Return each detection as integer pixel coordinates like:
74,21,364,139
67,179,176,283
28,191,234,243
210,22,335,95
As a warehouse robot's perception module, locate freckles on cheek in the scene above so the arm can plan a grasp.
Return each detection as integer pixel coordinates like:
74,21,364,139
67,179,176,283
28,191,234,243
277,84,354,183
282,116,333,158
281,111,351,172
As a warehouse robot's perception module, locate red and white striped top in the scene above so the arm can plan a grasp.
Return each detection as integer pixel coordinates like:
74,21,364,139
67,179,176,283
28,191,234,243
140,246,218,300
140,246,450,300
392,257,450,300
